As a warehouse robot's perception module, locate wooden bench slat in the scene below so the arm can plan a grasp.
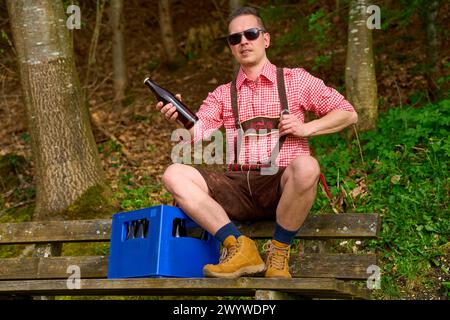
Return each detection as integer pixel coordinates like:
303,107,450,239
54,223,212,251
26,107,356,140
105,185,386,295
0,213,379,244
0,254,376,281
291,253,377,279
0,220,111,244
236,213,380,239
0,278,369,299
0,256,108,280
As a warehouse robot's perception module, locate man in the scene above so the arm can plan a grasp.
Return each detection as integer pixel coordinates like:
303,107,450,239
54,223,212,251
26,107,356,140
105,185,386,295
155,7,358,279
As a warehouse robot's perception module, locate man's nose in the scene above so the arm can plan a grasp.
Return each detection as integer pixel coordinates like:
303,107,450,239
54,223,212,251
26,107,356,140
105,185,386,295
239,34,249,45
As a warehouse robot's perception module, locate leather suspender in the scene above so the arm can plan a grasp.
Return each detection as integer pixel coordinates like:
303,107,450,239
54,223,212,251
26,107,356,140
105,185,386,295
230,67,289,167
230,77,243,165
271,67,290,165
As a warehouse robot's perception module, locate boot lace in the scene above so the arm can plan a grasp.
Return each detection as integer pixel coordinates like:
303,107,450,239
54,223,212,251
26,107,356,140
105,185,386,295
219,242,239,264
263,241,289,270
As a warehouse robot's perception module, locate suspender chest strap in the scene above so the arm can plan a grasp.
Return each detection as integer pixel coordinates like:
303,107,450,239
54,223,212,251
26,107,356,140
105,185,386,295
229,67,289,168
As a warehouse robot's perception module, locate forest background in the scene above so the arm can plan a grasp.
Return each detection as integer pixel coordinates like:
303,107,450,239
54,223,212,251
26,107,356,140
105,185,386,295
0,0,448,300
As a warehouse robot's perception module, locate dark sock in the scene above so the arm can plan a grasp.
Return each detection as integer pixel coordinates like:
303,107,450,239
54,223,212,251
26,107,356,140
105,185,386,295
273,223,299,245
214,222,242,243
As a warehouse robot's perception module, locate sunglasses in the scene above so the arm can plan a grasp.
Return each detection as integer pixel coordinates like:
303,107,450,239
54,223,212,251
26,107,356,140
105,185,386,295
227,28,266,46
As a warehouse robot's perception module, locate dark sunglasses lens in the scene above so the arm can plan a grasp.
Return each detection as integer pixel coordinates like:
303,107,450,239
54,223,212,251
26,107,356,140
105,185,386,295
244,29,260,40
228,33,242,45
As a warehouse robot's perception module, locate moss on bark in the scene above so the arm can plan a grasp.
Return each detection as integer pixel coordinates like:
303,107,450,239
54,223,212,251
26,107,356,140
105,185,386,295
62,184,118,220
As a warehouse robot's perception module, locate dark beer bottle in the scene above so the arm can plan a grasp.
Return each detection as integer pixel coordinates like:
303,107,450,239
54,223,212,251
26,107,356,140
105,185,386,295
200,230,209,241
173,219,187,238
126,221,136,240
144,78,198,129
135,219,145,238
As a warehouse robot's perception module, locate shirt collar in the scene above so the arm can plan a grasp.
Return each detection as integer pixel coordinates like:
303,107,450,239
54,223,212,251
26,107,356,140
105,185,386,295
235,60,276,89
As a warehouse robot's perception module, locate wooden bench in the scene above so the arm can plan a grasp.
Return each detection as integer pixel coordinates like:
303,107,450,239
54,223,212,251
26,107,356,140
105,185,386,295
0,213,380,300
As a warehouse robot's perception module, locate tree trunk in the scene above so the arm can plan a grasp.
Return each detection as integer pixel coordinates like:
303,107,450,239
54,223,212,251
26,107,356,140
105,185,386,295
7,0,109,221
229,0,241,12
345,0,378,132
229,0,242,73
158,0,178,67
85,0,106,95
110,0,127,108
424,0,440,101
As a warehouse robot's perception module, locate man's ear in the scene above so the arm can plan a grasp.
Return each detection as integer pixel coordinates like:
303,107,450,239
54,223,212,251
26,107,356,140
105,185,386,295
264,32,270,48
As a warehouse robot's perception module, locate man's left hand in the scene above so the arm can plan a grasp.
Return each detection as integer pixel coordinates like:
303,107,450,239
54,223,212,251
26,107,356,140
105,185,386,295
278,114,311,138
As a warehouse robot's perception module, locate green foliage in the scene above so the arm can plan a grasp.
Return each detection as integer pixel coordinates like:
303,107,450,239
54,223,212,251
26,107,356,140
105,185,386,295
98,139,123,160
311,99,450,298
0,30,9,55
0,154,34,227
307,9,332,46
437,62,450,97
113,173,172,211
20,132,31,143
260,2,294,26
260,3,305,59
0,203,34,258
0,154,25,190
63,242,110,257
312,54,332,71
262,3,336,71
443,282,450,298
379,0,429,31
307,8,334,72
269,21,305,59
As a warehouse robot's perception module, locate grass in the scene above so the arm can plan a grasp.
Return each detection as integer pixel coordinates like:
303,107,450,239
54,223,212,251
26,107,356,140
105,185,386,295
310,99,450,298
112,172,173,211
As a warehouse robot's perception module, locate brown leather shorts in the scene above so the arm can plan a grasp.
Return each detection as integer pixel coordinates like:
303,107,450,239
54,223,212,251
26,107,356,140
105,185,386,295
195,167,287,221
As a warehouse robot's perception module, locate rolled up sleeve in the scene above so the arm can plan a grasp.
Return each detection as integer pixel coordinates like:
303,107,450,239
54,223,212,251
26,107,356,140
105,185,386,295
299,70,355,117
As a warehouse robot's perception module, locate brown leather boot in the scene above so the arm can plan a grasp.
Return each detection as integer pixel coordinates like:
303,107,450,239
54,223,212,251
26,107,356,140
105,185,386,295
203,235,266,278
263,239,292,278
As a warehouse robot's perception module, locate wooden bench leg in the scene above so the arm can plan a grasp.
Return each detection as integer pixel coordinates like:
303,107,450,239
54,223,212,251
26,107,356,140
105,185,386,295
255,290,307,300
32,243,62,300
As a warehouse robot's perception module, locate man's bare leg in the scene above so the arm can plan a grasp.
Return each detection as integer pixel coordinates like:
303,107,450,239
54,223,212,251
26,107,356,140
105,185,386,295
162,163,230,235
277,155,320,230
263,155,320,278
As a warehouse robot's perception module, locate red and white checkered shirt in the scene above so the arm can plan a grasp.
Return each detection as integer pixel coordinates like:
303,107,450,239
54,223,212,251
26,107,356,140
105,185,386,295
192,61,355,167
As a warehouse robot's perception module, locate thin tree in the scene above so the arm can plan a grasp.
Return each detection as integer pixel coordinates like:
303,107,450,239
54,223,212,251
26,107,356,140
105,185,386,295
110,0,127,108
345,0,378,131
423,0,440,101
229,0,242,73
85,0,106,94
7,0,110,226
158,0,178,67
229,0,241,12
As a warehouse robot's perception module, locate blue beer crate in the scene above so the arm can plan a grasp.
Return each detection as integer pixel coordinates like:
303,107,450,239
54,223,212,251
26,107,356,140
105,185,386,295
107,205,220,278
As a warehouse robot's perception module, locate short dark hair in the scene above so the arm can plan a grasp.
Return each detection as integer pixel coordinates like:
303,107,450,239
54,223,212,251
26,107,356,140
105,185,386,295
227,6,266,31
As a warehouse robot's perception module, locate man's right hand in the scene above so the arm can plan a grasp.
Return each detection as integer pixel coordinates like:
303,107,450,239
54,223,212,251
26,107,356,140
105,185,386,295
155,93,182,123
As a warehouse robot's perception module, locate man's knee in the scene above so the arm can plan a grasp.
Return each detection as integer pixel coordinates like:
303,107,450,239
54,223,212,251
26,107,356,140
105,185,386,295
162,163,188,192
285,156,321,190
162,163,207,194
